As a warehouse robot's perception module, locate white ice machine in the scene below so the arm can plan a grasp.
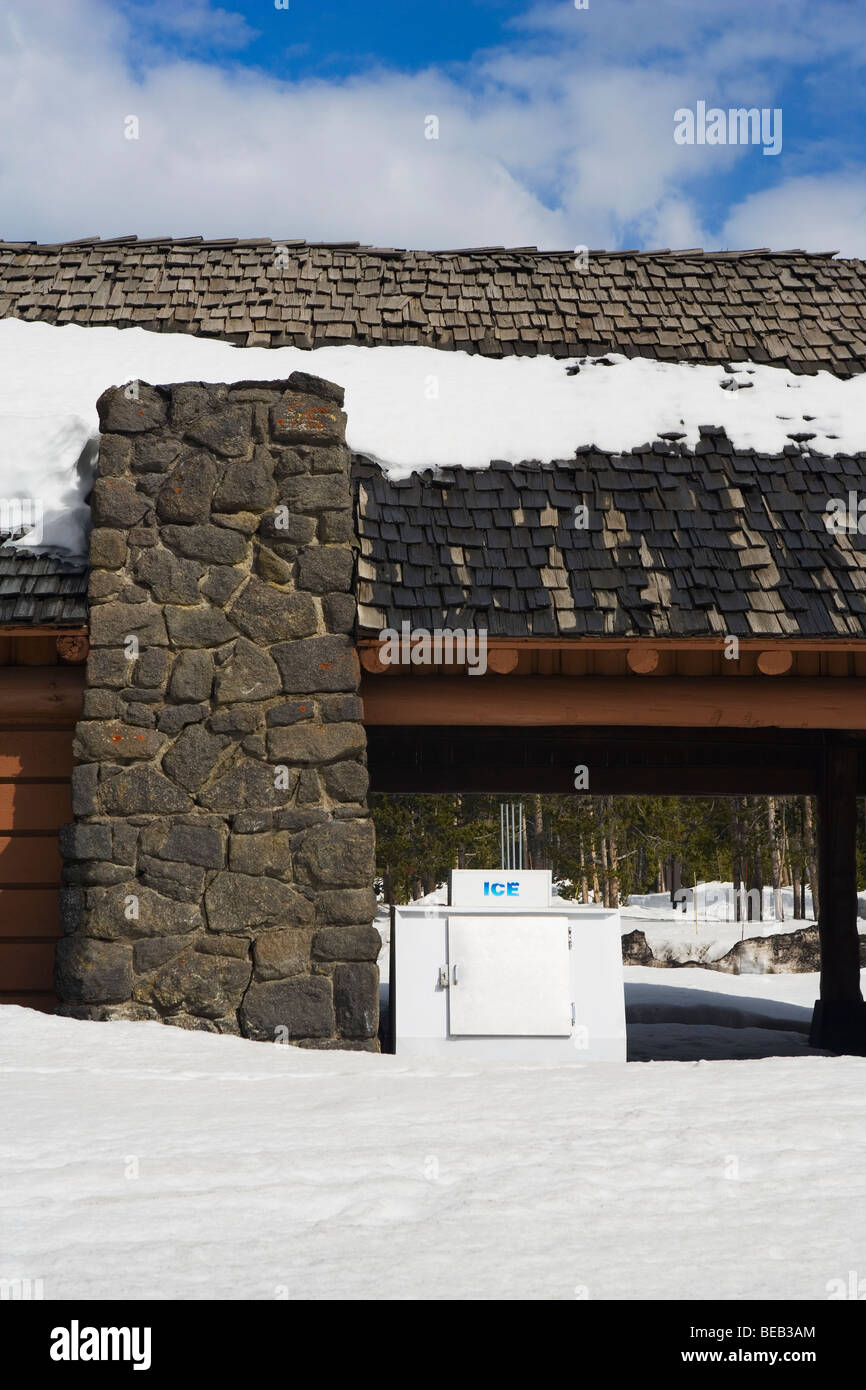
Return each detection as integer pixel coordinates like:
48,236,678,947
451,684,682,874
391,870,626,1061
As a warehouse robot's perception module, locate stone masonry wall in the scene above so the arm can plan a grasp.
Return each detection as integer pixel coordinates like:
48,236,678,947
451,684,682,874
54,372,379,1048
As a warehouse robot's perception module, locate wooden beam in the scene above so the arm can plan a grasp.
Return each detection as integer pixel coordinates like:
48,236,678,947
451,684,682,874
487,647,519,674
357,636,866,653
365,726,824,795
0,627,88,638
810,737,866,1054
13,637,59,666
56,634,89,664
0,668,84,725
757,649,793,675
361,676,866,731
627,647,659,674
0,732,76,777
370,762,818,795
359,647,388,673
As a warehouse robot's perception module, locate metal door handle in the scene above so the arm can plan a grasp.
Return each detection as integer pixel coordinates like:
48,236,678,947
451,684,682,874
452,962,460,985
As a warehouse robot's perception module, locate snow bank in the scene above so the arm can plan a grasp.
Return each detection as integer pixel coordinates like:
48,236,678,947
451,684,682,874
624,964,818,1030
0,414,97,558
627,880,816,925
622,880,819,965
3,317,866,560
624,966,828,1062
1,990,864,1301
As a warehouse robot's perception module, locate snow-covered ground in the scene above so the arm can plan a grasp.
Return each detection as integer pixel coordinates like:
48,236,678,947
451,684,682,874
625,964,819,1061
1,967,864,1301
2,317,865,558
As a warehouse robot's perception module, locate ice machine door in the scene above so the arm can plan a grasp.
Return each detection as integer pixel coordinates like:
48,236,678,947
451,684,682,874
446,915,572,1036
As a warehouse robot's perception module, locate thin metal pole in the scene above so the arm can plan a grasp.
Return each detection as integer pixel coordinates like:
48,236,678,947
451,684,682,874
500,801,526,870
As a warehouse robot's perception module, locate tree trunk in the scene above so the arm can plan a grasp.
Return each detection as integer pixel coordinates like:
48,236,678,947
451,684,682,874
731,797,745,922
606,828,619,906
804,794,820,921
635,842,645,893
578,831,588,905
600,830,610,909
767,796,784,922
669,855,682,908
752,847,764,921
587,801,601,903
528,794,546,870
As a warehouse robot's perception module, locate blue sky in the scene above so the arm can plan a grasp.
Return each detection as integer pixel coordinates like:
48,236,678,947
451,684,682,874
1,0,865,253
156,0,525,76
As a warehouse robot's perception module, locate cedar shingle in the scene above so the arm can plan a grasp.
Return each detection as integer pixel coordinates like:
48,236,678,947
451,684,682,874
1,242,864,371
352,442,866,640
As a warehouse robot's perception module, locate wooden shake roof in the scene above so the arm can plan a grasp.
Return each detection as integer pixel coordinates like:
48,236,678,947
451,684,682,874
353,442,866,640
3,238,866,640
0,238,862,372
0,544,88,625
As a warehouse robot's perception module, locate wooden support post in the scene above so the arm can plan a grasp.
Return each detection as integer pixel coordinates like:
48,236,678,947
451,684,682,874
810,736,866,1054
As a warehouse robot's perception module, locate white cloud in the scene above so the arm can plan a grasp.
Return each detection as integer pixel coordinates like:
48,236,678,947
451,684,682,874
0,0,863,254
513,0,866,67
119,0,258,49
721,175,866,257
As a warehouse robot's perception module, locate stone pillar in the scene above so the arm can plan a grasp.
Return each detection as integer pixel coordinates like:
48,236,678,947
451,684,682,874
55,373,379,1048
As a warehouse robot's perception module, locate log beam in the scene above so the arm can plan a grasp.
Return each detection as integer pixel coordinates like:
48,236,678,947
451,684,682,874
757,649,793,675
362,675,866,731
0,668,84,725
627,647,660,674
365,726,826,796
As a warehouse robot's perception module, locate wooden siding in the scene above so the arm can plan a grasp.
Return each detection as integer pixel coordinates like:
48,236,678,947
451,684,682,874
0,648,84,1012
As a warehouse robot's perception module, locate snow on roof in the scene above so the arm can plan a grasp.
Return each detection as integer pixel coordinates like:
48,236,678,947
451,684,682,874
2,317,865,561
